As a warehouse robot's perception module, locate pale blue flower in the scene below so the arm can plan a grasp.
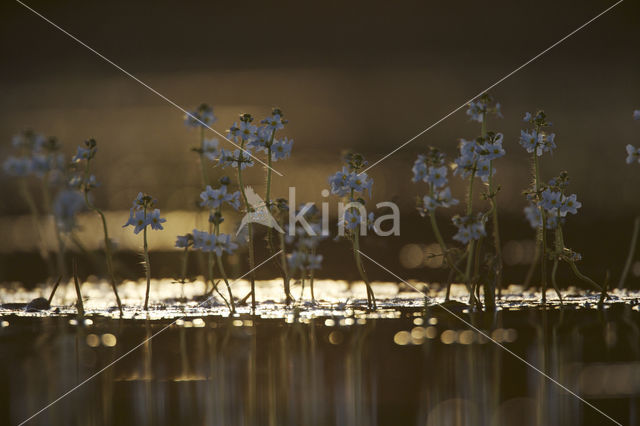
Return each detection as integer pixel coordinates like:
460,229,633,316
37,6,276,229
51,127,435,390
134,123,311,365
53,190,86,233
184,104,216,128
626,144,640,164
226,122,241,142
539,189,562,212
343,210,362,230
524,204,541,229
453,154,474,179
148,209,166,230
427,166,448,188
519,130,537,154
634,110,640,121
261,113,285,132
219,148,254,169
3,156,31,176
329,166,351,196
466,100,486,122
422,187,459,212
452,214,485,244
192,229,216,252
475,159,494,183
271,137,293,161
348,172,373,197
213,233,238,256
559,193,581,216
412,155,428,183
460,138,480,158
202,138,219,161
239,121,257,142
523,112,532,122
175,234,192,248
480,137,506,161
72,145,96,163
123,208,149,234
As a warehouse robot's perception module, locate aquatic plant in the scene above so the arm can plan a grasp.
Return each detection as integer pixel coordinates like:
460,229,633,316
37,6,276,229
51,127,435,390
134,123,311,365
520,112,603,303
329,153,376,309
4,131,68,280
123,192,166,310
70,138,124,314
189,176,240,312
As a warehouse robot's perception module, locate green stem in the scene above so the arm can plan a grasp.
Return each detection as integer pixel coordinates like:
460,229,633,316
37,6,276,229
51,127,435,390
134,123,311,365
215,207,235,313
237,142,257,310
350,189,376,310
279,229,292,303
199,126,209,187
533,148,548,303
81,163,123,315
143,207,151,310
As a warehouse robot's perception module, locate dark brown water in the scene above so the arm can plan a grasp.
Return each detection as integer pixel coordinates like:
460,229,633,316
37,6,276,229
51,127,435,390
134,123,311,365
1,283,639,426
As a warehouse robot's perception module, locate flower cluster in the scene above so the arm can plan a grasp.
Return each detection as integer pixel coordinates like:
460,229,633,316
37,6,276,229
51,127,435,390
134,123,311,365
452,213,487,244
329,153,373,197
466,93,502,122
223,110,293,162
123,193,166,234
413,147,459,214
3,131,65,179
190,229,238,256
184,103,216,128
53,189,86,233
199,183,241,210
524,172,581,230
452,132,504,182
519,111,556,156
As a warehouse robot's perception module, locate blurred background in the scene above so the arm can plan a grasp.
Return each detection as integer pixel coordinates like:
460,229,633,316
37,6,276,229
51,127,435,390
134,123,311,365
1,0,639,287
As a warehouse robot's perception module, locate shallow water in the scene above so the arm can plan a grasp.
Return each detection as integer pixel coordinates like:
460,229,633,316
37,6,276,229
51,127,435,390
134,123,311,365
1,280,639,425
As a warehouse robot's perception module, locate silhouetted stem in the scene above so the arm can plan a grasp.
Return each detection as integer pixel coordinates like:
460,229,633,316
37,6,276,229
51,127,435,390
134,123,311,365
237,142,256,310
143,207,151,310
81,163,123,315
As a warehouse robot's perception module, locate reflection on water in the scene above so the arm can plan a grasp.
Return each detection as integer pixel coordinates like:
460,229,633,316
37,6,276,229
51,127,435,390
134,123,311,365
1,283,640,425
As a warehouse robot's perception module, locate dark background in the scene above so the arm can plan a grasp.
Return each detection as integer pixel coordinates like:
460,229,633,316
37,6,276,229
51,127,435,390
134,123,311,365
1,0,639,287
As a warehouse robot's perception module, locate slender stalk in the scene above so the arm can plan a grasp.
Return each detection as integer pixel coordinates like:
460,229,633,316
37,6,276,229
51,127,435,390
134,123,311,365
72,258,84,317
237,142,257,310
41,174,67,280
309,246,317,303
47,275,62,305
618,216,640,289
199,126,209,187
350,188,376,310
533,149,548,303
143,207,151,310
81,163,123,315
279,229,292,303
214,207,235,313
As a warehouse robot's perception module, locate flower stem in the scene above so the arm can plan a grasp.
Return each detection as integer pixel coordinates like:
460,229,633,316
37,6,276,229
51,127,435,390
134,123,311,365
533,147,548,303
19,179,54,276
350,189,376,310
237,142,256,310
143,207,151,310
81,163,123,315
199,126,209,187
215,207,235,313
